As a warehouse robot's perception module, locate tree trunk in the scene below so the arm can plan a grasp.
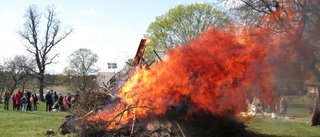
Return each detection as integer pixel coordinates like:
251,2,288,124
311,88,320,126
307,60,320,126
0,91,3,103
39,74,45,101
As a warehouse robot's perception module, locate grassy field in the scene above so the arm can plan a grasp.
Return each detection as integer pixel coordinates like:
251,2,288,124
0,95,319,137
0,102,72,137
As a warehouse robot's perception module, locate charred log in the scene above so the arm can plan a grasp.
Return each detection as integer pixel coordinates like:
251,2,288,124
133,39,147,67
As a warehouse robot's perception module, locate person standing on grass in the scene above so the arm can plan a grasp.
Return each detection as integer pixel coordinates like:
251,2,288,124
45,90,53,111
53,92,58,104
4,90,10,111
33,93,38,111
308,104,314,114
63,95,68,110
67,93,72,109
57,93,64,111
51,90,55,105
21,94,27,112
30,93,34,111
10,94,16,110
279,97,288,116
15,90,23,111
26,90,32,111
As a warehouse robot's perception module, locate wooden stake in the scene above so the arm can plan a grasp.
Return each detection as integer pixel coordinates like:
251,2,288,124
133,39,147,67
130,109,136,136
174,121,186,137
153,50,163,62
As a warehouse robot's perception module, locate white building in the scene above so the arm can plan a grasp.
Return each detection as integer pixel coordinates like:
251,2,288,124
96,72,116,88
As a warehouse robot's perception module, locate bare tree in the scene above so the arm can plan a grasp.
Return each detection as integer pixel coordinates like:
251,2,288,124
0,55,31,95
18,5,72,100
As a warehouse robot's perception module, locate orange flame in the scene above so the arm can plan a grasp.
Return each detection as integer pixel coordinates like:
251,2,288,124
87,2,307,129
119,26,276,117
88,28,294,129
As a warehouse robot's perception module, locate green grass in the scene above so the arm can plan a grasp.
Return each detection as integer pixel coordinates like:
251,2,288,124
0,102,72,137
246,118,320,137
245,95,320,137
1,95,320,137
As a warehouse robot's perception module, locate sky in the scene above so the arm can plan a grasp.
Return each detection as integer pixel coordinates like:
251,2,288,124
0,0,209,74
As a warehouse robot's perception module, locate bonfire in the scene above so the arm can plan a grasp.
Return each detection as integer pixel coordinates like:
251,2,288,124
60,27,273,136
59,6,308,136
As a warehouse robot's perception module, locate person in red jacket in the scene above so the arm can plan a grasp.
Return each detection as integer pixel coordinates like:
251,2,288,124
15,89,23,111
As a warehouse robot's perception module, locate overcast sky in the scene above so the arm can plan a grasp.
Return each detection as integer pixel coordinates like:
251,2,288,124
0,0,210,74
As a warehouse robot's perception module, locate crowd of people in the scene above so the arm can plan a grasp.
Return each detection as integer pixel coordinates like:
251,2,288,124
44,90,75,112
2,89,75,112
2,89,38,111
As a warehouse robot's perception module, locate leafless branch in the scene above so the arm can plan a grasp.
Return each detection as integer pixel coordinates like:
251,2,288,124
174,121,186,137
130,110,136,137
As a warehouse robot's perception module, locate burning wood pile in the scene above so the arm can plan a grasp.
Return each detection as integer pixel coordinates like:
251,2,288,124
59,24,286,136
61,98,249,137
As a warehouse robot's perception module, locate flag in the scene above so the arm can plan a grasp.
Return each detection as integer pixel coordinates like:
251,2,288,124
107,63,117,69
